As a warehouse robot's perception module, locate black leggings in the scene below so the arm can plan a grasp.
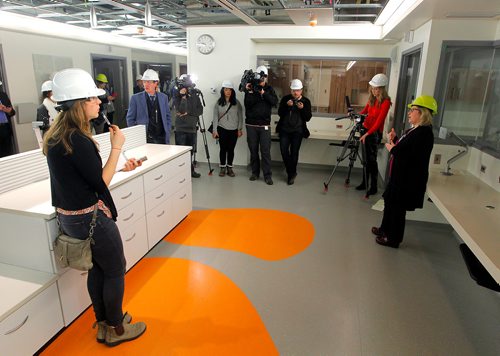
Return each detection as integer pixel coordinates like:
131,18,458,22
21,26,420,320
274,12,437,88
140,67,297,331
218,126,238,166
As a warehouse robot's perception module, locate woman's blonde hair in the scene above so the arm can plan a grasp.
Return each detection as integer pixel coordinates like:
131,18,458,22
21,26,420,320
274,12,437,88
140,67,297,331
369,86,391,107
42,100,96,155
418,107,433,126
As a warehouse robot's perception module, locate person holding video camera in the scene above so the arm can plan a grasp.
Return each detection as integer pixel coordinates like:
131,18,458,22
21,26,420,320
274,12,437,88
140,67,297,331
277,79,312,185
243,65,278,185
212,80,243,177
356,73,391,196
372,96,436,248
173,74,204,178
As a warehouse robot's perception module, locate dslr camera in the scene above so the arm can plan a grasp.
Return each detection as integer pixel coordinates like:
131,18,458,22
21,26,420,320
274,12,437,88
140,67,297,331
239,69,265,92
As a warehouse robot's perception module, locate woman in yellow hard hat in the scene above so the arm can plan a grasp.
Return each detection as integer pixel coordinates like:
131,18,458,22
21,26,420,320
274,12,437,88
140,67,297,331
372,95,436,248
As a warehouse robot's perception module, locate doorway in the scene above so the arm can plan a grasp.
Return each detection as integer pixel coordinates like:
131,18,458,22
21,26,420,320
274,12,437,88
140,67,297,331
92,56,128,128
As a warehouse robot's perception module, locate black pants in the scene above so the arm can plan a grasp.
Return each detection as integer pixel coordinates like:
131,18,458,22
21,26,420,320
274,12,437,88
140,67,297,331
0,123,13,158
360,132,380,187
246,125,272,178
380,195,407,244
218,126,238,166
279,130,303,177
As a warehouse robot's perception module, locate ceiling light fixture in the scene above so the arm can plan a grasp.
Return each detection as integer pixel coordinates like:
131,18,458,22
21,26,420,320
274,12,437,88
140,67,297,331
90,6,98,28
144,1,152,27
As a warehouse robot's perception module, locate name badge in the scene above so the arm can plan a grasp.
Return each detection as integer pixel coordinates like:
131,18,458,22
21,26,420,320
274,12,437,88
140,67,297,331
264,126,269,130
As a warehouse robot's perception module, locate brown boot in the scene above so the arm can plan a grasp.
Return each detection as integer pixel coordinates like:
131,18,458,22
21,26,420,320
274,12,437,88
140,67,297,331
226,166,235,177
94,312,132,343
219,167,226,177
105,321,146,347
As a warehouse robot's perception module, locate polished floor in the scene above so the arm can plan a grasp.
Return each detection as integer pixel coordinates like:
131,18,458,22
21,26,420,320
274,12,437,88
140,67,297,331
43,163,499,355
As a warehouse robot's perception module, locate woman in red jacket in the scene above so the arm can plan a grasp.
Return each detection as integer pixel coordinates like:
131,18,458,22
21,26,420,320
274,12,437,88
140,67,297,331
356,73,391,196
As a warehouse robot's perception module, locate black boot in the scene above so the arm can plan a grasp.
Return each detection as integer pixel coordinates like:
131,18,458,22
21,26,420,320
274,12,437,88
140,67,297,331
367,173,378,195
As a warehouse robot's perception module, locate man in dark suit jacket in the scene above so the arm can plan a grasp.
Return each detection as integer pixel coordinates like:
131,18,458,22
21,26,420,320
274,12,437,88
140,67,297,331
0,81,16,157
126,70,171,144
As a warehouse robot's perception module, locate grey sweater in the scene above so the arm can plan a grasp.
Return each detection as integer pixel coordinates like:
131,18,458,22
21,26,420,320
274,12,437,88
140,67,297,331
212,100,243,132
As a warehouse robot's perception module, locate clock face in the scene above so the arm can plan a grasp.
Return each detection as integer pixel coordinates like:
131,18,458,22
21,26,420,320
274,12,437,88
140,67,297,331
196,34,215,55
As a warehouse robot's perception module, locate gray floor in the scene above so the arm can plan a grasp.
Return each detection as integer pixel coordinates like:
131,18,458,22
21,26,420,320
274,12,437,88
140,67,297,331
149,163,500,355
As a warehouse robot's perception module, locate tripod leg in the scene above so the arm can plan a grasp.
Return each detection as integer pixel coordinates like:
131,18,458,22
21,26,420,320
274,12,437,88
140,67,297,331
324,129,356,192
198,116,214,175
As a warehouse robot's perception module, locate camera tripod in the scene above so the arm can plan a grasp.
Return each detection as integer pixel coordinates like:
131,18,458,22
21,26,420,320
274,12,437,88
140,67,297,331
192,90,214,175
323,115,368,195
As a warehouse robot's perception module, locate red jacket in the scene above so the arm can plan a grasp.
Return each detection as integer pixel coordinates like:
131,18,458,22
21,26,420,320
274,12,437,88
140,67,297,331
360,98,391,135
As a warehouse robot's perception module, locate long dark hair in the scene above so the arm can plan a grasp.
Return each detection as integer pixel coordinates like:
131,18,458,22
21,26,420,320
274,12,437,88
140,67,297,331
42,99,96,155
218,87,236,106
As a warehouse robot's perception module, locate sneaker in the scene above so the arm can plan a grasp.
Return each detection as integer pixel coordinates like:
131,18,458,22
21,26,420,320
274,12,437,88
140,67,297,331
191,171,201,178
249,175,258,181
226,167,235,177
265,177,274,185
105,321,147,347
219,167,226,177
94,312,132,343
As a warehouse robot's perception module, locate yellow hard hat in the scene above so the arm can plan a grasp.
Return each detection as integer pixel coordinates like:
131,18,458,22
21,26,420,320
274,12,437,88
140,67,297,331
95,73,108,83
408,95,438,115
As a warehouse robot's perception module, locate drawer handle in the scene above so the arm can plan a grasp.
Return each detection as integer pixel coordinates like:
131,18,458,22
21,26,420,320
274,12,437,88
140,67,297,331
157,210,165,218
123,213,135,221
4,315,29,335
155,192,164,200
178,162,186,167
178,178,186,184
154,174,164,181
121,192,133,200
126,233,136,242
179,194,187,200
80,272,88,276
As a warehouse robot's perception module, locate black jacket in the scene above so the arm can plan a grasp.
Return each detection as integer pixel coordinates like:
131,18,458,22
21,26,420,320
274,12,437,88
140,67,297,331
244,85,278,126
384,125,434,211
36,104,50,133
277,94,312,134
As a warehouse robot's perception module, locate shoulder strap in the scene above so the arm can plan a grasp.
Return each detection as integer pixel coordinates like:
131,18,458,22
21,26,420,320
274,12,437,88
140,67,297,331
218,103,232,121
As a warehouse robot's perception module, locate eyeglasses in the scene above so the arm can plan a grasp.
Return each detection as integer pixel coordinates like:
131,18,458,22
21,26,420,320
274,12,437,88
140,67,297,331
408,107,421,113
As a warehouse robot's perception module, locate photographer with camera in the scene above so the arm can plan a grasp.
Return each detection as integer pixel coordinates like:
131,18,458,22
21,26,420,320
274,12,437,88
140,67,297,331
126,69,171,144
173,74,204,178
242,65,278,185
355,73,391,197
277,79,312,185
212,80,243,177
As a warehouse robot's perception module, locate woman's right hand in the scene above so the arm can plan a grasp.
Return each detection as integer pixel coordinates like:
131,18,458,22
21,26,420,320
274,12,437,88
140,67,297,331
212,132,219,139
109,125,125,149
387,128,396,143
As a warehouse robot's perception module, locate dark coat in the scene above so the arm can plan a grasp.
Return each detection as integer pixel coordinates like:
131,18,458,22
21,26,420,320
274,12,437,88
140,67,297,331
383,125,434,211
244,84,278,126
277,94,312,136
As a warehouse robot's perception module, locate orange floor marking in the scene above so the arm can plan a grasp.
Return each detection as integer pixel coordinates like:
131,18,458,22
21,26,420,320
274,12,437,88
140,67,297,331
41,258,278,355
166,208,315,260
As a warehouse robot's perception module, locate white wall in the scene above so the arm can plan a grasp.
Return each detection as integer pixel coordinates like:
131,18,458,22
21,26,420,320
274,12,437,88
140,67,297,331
0,29,186,152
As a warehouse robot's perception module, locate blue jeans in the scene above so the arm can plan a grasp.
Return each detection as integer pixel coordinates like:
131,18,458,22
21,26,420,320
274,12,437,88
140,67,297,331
58,210,126,326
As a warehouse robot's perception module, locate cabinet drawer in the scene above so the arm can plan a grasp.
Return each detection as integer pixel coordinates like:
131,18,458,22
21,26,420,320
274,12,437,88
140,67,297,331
111,176,144,212
170,185,192,231
143,154,190,193
146,199,175,249
170,168,191,196
0,283,63,355
57,268,92,326
121,216,148,271
115,197,145,232
144,180,171,213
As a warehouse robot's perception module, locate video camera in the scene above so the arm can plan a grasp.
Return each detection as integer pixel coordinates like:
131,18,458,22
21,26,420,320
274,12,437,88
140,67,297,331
175,75,196,91
239,69,265,92
336,95,366,126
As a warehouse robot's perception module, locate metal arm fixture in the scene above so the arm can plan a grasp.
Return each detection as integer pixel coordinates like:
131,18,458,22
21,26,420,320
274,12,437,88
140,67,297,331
442,131,468,176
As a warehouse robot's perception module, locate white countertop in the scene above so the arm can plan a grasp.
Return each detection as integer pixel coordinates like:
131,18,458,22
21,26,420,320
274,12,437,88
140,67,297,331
0,263,57,322
0,144,191,219
427,170,500,283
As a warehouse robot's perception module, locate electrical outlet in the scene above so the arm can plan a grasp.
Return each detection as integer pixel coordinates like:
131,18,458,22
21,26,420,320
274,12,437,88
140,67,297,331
433,154,441,164
480,165,486,173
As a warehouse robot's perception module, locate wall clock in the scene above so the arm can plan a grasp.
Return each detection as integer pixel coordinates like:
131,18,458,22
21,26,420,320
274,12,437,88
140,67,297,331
196,34,216,55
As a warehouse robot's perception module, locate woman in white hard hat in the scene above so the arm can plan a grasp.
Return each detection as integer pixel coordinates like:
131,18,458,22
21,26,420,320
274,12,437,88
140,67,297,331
43,68,146,346
277,79,312,185
356,73,391,197
212,80,243,177
372,95,436,248
36,80,58,136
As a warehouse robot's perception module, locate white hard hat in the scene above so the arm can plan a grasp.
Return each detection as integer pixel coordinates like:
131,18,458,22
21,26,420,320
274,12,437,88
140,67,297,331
369,73,389,87
290,79,303,90
41,80,53,93
256,66,268,76
221,80,234,89
179,74,188,80
136,74,143,81
51,68,105,102
142,69,159,81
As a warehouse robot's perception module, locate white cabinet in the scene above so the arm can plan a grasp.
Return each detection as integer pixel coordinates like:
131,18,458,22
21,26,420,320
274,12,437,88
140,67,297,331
57,268,92,326
0,284,63,356
121,216,148,270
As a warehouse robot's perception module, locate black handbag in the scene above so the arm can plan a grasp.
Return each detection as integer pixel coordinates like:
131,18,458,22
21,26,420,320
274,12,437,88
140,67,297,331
53,204,98,271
